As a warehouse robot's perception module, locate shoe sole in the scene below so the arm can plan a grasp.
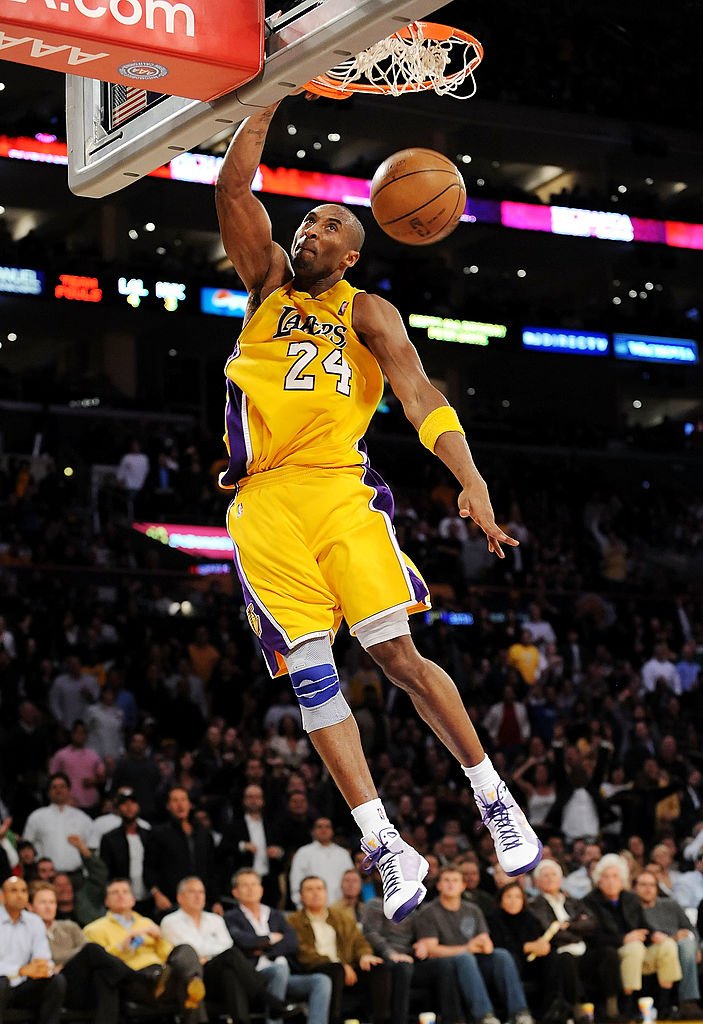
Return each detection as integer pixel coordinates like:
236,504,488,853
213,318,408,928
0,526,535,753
504,840,544,877
391,882,427,922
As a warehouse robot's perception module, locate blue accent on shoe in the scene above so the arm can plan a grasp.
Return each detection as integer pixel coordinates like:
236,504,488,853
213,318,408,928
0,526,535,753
391,886,426,922
505,840,543,877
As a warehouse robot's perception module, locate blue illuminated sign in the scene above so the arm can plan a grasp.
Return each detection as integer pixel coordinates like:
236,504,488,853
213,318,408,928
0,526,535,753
200,287,247,318
613,333,699,364
423,611,475,627
0,266,43,295
522,328,610,356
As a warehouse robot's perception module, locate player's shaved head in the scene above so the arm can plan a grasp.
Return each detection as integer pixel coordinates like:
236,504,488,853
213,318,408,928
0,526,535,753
311,204,365,252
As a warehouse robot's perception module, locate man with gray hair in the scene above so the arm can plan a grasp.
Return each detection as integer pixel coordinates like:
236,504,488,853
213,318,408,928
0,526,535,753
585,855,681,1020
530,858,617,1021
160,876,301,1024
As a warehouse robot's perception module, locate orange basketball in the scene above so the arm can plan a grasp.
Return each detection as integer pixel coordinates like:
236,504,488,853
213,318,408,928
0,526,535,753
370,147,466,245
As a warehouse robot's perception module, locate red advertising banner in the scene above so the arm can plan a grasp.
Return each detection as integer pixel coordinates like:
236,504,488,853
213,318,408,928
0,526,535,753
0,0,264,101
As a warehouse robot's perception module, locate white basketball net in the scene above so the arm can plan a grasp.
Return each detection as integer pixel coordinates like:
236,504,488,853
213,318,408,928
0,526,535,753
318,22,481,98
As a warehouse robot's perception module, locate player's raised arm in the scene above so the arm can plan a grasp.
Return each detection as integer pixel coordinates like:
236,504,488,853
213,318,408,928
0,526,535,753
354,291,518,558
215,102,292,296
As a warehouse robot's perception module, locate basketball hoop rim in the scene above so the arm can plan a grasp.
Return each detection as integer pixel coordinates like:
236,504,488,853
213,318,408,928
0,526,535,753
304,21,484,100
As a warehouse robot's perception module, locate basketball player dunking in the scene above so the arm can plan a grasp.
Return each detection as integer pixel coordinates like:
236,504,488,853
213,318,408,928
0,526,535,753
216,100,542,922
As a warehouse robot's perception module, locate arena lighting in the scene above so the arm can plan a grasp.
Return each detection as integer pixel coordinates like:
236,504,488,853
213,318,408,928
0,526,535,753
200,287,247,317
522,328,610,356
6,134,703,252
409,314,507,346
155,279,186,311
133,522,233,560
118,276,149,307
188,562,231,575
0,266,43,295
54,273,102,302
613,333,699,365
424,610,475,626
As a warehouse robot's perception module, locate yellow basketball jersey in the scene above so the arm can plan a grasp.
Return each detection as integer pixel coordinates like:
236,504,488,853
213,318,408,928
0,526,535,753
220,279,383,486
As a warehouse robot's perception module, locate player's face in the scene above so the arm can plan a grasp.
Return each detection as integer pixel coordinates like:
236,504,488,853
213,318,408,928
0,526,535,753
291,206,358,279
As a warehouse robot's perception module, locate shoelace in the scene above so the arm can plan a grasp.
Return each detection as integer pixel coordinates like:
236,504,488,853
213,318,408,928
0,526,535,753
477,793,522,851
361,840,403,899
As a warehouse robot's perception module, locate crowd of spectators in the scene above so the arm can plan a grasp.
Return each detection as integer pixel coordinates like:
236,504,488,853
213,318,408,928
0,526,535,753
0,431,702,1022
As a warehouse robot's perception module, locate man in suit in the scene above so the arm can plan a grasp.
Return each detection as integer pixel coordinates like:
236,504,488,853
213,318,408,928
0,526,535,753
144,786,218,915
219,785,285,906
99,788,151,913
225,869,331,1024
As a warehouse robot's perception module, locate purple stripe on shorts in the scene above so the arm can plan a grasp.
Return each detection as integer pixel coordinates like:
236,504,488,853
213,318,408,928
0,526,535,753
358,441,395,520
220,379,248,487
407,564,430,605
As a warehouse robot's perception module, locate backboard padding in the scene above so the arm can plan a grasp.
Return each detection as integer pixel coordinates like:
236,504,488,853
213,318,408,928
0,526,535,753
67,0,441,198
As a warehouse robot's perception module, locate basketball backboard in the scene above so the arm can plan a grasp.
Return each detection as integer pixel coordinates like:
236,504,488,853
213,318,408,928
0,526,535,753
67,0,441,199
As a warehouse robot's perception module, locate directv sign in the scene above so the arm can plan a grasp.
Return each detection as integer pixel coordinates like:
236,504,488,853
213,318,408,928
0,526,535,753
613,333,699,365
522,328,610,356
0,266,43,295
201,287,248,318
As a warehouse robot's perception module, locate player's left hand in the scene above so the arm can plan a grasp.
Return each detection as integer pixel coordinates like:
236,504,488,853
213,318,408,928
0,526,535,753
458,480,519,558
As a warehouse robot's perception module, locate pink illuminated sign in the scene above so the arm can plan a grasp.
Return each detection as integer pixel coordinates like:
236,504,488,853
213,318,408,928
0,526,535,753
133,522,233,560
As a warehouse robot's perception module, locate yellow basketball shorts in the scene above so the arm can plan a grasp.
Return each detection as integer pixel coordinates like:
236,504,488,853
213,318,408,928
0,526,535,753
226,463,430,677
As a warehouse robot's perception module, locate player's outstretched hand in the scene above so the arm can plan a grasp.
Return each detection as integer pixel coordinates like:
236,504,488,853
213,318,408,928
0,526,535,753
458,480,519,558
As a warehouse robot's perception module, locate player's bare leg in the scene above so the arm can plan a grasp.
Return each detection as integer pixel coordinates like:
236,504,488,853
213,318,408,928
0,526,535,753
367,633,542,876
308,714,378,807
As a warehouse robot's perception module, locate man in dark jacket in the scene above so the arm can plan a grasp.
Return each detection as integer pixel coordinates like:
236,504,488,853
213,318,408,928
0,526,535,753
584,855,681,1019
225,869,330,1024
530,858,615,1020
144,787,218,915
218,785,285,907
100,788,151,913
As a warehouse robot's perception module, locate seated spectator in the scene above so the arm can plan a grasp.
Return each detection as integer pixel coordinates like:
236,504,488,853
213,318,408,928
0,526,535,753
331,869,364,925
83,878,206,1023
562,842,602,899
144,786,218,914
489,880,587,1021
672,851,703,916
111,733,161,822
99,789,151,914
85,687,125,761
267,715,311,771
48,656,100,733
0,876,66,1024
288,875,391,1024
361,886,464,1024
219,784,286,908
161,875,300,1024
511,756,557,833
530,859,614,1020
634,869,703,1018
22,773,93,873
29,880,145,1024
288,818,354,908
584,854,681,1020
415,864,534,1024
459,857,496,917
649,843,681,897
48,721,104,812
52,833,108,926
225,869,331,1024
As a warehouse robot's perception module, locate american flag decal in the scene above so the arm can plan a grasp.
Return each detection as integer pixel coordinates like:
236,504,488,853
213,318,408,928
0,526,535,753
111,86,148,129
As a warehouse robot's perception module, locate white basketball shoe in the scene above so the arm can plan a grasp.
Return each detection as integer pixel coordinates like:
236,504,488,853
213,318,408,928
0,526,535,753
476,780,543,876
360,826,429,922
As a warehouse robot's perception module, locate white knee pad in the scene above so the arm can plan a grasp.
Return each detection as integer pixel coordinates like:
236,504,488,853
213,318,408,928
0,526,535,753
283,635,351,734
354,607,410,650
